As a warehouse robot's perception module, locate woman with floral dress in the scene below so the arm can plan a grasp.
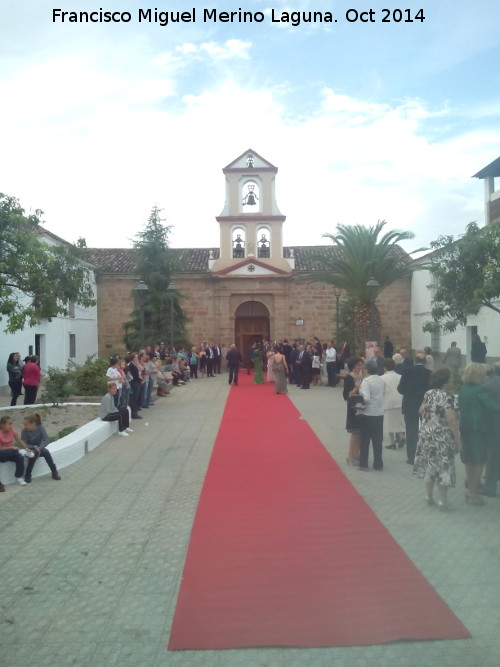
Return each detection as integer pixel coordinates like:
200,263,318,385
413,368,461,510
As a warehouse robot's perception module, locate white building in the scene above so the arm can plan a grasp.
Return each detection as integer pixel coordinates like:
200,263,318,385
411,263,499,365
411,155,500,365
1,228,98,393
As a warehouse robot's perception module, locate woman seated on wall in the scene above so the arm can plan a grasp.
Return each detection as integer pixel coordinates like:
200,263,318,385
100,383,134,437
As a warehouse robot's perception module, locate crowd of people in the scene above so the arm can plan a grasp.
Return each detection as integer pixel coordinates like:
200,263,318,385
343,342,500,510
3,334,499,505
244,337,351,392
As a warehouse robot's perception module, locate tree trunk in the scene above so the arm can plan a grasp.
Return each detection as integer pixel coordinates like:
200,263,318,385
354,302,381,353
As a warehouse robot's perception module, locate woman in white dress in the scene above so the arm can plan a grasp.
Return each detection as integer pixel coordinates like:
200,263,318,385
266,349,276,382
382,358,405,449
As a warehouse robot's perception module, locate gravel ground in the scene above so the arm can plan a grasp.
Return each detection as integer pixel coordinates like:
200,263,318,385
0,403,100,440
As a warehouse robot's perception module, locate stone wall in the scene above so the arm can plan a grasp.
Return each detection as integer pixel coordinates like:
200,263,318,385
375,276,412,349
96,272,411,355
97,275,135,354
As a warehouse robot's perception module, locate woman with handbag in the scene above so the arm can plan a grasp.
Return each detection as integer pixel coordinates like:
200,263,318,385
343,357,364,465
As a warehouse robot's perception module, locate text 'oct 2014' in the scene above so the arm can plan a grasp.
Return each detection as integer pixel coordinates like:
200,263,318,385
51,8,427,27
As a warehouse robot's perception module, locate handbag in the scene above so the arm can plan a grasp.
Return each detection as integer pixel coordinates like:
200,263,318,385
348,394,365,415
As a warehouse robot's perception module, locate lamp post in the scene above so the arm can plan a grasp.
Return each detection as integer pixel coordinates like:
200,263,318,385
134,281,149,349
366,276,380,342
334,287,342,342
167,282,176,353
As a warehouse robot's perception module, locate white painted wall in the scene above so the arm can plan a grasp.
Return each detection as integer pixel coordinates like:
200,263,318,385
1,298,98,391
411,265,500,364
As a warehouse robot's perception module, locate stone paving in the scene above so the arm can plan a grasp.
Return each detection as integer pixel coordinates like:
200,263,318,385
1,375,499,667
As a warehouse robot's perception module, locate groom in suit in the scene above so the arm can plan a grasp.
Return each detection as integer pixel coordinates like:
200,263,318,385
206,343,215,377
226,344,243,386
297,344,313,389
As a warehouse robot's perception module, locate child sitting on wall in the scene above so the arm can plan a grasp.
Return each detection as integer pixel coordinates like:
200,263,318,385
21,414,61,483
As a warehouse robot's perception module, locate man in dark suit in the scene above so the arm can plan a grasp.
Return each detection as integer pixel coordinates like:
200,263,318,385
399,348,414,372
397,351,431,465
373,347,385,376
213,344,222,374
282,339,293,378
383,336,394,359
206,342,215,377
297,344,313,389
226,344,243,386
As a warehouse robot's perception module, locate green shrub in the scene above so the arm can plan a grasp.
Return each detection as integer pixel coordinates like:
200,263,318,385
41,355,108,403
72,355,108,396
57,425,78,439
41,363,76,404
48,424,79,443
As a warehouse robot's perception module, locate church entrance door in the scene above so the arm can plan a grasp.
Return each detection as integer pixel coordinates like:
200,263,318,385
234,301,270,361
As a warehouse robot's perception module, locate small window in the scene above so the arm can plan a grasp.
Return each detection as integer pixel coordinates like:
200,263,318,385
69,334,76,358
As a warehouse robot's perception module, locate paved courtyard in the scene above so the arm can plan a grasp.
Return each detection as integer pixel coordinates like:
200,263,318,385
1,375,499,666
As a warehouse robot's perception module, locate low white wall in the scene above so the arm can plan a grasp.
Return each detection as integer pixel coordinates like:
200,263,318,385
0,403,121,486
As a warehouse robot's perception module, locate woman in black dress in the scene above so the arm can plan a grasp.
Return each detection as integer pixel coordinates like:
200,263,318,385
343,357,364,465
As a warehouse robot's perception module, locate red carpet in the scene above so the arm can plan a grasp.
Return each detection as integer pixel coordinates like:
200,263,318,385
168,375,469,650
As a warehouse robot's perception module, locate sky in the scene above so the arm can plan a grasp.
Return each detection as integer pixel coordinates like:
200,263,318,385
1,1,500,253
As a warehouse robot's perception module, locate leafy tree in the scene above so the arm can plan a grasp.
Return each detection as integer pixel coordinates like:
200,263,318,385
423,221,500,333
0,193,96,333
312,221,417,351
123,206,188,350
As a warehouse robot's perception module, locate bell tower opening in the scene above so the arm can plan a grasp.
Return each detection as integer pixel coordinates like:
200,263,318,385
242,180,260,213
232,227,246,258
257,226,271,258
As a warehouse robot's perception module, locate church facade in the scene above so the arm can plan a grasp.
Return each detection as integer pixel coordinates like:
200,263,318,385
89,150,411,355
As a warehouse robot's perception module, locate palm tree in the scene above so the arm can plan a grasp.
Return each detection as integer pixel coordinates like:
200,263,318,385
312,220,417,351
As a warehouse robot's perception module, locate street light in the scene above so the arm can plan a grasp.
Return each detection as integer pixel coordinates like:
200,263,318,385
333,287,342,342
134,281,149,349
366,276,380,342
167,282,176,353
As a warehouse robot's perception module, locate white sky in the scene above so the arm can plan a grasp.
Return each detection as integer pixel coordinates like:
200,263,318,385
1,1,500,252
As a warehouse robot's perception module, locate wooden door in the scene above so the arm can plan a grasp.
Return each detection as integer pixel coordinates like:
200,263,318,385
235,316,270,362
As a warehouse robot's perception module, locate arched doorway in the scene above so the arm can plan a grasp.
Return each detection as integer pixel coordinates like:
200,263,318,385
235,301,270,357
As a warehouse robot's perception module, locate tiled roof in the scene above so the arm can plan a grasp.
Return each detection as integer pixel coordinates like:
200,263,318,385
286,245,343,271
287,244,411,271
85,248,220,274
85,244,410,274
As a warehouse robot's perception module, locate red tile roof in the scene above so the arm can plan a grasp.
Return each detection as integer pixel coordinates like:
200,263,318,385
85,244,409,275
